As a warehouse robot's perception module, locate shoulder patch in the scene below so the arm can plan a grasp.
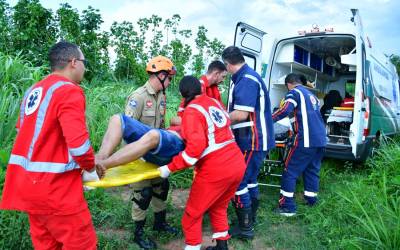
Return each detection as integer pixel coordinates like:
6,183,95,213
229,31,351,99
310,95,317,105
129,99,137,108
25,87,43,115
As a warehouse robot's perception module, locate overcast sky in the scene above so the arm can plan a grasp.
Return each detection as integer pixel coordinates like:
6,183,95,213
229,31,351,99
8,0,400,60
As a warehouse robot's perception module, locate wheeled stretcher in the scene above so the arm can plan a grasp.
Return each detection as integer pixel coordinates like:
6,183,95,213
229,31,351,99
259,121,293,188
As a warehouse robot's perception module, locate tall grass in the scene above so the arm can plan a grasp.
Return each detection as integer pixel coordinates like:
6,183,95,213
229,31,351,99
0,53,44,167
83,82,133,150
305,138,400,249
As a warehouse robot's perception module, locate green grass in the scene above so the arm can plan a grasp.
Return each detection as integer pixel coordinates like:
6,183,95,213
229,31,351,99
0,54,399,249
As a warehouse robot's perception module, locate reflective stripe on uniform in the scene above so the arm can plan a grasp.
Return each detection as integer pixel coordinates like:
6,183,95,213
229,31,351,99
280,189,294,198
247,183,258,188
304,191,318,197
231,121,254,130
235,187,249,195
182,151,198,165
188,103,216,144
293,88,310,148
286,98,298,107
28,81,74,159
233,104,254,112
201,139,235,158
244,74,268,151
69,139,91,156
9,154,80,173
227,82,234,113
184,244,201,250
212,231,228,239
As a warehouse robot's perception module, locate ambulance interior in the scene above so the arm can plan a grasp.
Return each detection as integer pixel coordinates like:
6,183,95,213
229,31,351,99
268,35,357,145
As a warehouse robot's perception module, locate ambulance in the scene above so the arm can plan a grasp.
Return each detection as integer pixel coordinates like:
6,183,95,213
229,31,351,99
233,9,400,161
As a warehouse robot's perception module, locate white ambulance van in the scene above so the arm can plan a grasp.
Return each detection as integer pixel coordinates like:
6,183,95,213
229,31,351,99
233,9,400,161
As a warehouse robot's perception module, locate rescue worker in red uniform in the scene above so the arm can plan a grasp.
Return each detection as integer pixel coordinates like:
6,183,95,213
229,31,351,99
158,76,246,250
341,92,355,108
171,60,228,126
0,41,102,250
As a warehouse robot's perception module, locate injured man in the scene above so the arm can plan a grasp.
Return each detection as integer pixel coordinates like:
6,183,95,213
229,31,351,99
94,114,185,176
91,114,292,181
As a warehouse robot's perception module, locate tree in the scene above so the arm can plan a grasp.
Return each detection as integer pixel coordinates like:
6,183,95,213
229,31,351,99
79,6,110,81
191,26,209,77
56,3,81,44
12,0,57,66
148,15,163,58
0,2,226,85
163,15,192,86
390,54,400,77
111,21,147,83
0,0,12,53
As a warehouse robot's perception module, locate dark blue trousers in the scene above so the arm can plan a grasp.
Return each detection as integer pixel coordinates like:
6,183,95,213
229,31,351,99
233,151,267,208
279,146,325,212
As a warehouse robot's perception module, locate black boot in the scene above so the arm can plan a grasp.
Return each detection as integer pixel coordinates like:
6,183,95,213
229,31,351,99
134,220,157,249
205,239,229,250
229,207,254,239
251,198,260,224
153,210,179,235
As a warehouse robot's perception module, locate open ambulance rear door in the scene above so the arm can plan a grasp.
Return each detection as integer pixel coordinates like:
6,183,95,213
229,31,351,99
228,23,267,109
234,22,266,74
349,9,367,159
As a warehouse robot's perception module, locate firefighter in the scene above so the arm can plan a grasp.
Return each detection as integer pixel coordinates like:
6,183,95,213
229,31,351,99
0,41,102,249
158,76,246,250
272,73,327,216
96,55,178,249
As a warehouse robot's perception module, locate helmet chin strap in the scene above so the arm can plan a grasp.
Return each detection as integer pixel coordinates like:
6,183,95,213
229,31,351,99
156,73,167,95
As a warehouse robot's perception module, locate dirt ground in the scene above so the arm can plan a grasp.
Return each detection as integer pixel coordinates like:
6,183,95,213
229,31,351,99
106,187,271,250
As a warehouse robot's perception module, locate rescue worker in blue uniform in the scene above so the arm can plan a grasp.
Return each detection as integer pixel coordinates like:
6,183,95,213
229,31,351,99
222,46,275,239
272,73,327,216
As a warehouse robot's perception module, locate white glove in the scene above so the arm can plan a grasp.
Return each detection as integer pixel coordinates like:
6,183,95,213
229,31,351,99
158,165,171,178
82,169,100,182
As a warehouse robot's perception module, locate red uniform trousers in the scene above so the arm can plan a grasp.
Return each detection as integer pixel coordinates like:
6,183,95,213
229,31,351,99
182,146,245,246
28,208,97,250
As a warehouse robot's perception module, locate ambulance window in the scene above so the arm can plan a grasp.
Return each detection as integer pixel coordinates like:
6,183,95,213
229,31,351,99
241,33,262,53
362,44,367,93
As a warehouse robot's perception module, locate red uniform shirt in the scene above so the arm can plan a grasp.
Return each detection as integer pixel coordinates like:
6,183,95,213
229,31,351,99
177,75,224,117
341,97,355,108
168,95,240,181
0,74,95,215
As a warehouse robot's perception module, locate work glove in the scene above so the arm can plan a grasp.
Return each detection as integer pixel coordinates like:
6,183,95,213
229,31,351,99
82,168,100,191
158,165,171,178
82,169,100,182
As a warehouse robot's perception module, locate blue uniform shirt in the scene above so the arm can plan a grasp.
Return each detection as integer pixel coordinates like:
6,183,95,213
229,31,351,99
272,85,327,148
228,64,275,151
